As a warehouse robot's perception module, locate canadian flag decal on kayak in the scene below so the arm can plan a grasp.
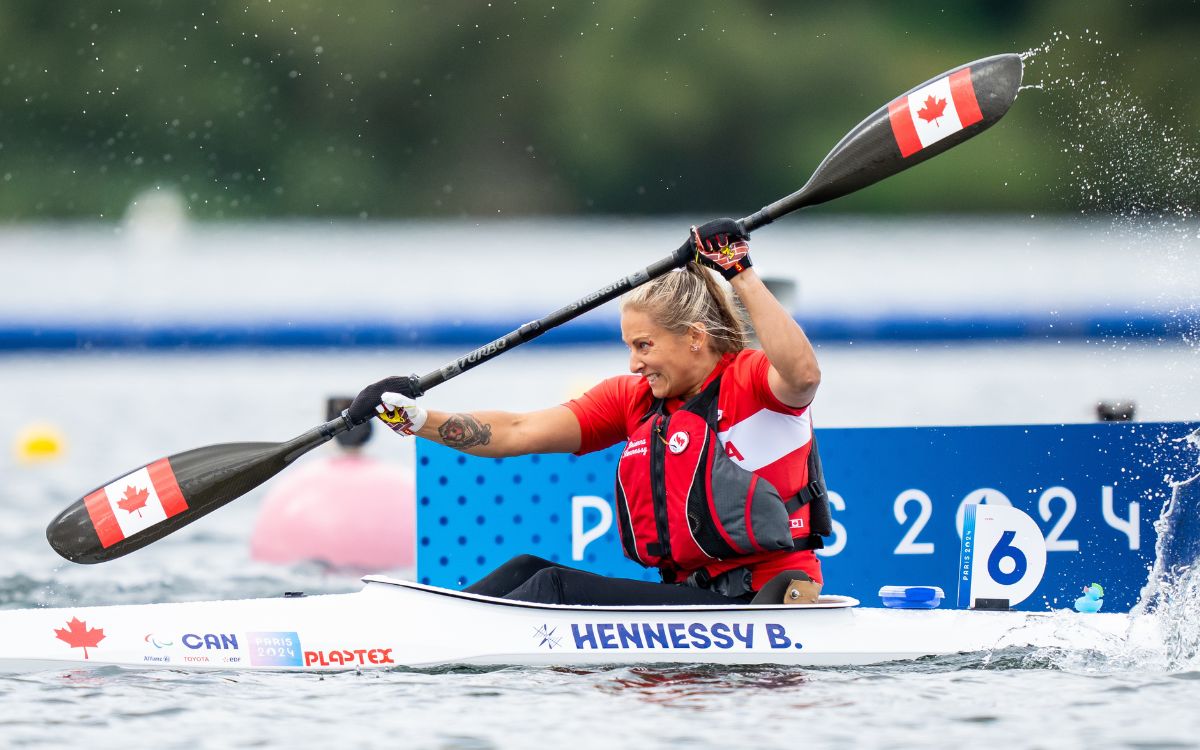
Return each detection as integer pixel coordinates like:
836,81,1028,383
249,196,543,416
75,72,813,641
83,458,188,548
888,68,983,158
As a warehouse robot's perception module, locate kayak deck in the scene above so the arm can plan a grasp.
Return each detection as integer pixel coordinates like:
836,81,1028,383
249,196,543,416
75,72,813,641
369,576,862,610
0,576,1137,672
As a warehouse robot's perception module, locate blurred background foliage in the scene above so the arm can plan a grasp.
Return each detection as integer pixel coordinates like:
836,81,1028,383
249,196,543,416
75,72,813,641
1,0,1197,220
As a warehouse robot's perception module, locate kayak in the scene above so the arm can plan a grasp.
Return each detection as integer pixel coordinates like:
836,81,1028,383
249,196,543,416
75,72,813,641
0,576,1140,672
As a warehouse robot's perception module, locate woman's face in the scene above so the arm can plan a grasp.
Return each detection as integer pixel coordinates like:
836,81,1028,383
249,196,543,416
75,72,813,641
620,308,711,399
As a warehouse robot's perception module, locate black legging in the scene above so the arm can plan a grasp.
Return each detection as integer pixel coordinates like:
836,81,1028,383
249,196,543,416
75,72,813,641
462,554,752,606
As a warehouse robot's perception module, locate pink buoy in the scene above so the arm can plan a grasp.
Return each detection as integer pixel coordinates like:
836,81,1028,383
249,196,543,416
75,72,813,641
250,453,415,572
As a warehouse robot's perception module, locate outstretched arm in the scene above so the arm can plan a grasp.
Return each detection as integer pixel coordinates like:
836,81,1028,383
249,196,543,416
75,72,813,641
347,375,583,457
413,405,582,457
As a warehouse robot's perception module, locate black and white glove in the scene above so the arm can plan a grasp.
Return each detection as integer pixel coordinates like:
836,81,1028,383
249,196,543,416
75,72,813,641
375,392,428,436
346,374,423,427
691,218,752,281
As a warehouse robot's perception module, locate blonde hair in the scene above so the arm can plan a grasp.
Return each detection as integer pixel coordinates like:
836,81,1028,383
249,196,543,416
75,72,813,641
620,264,749,353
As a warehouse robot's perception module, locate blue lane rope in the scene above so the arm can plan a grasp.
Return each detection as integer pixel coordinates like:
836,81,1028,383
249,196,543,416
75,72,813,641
0,312,1188,351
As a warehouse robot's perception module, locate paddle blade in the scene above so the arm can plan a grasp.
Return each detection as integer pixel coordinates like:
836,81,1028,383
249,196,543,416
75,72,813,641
47,429,330,564
745,53,1023,230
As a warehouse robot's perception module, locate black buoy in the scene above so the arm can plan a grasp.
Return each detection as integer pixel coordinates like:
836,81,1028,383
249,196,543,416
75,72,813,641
761,276,798,311
328,396,373,448
1096,400,1137,422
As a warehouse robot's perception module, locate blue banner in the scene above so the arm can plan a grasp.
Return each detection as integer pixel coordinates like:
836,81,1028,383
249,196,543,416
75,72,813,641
416,421,1199,611
0,310,1189,351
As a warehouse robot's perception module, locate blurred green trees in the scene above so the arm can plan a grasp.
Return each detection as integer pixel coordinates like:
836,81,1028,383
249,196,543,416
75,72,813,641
0,0,1196,220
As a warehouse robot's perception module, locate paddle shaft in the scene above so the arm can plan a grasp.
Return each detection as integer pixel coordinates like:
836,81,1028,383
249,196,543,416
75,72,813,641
415,242,694,394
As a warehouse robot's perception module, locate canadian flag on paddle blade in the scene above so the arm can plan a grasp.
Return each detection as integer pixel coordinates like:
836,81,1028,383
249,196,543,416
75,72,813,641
83,458,188,548
888,68,984,158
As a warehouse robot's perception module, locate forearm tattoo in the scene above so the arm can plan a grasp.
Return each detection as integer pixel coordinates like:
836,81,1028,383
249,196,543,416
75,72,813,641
438,414,493,449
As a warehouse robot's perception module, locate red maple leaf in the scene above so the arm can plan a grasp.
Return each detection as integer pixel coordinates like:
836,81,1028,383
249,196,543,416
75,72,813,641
117,484,150,517
54,617,105,659
916,95,948,125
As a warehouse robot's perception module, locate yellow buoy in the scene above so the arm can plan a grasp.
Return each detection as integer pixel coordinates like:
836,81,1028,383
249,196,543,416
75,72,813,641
14,423,66,464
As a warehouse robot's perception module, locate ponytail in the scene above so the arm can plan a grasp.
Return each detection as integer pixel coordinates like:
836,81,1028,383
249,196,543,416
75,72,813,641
620,264,749,353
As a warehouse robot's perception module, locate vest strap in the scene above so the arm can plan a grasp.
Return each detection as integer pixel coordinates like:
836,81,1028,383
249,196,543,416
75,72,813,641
683,566,755,599
790,534,825,551
783,477,828,514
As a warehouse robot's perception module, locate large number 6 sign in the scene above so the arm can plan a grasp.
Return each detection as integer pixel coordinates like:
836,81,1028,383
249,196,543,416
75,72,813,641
958,504,1047,608
987,530,1028,586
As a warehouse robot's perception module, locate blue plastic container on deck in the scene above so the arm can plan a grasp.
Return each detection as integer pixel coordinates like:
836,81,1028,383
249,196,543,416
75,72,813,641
878,585,944,609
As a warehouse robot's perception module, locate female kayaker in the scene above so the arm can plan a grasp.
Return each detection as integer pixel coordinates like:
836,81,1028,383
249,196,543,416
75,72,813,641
348,219,829,605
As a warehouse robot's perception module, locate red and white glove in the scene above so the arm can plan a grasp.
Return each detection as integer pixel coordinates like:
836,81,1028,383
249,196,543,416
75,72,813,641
376,392,428,436
691,218,752,281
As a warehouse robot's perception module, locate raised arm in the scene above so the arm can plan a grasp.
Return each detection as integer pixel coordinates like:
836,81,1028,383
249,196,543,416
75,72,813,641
692,218,820,408
731,270,820,407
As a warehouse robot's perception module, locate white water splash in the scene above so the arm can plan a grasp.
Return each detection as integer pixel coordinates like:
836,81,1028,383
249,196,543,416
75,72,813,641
1124,429,1200,669
1021,29,1200,352
1025,429,1200,673
1017,43,1200,652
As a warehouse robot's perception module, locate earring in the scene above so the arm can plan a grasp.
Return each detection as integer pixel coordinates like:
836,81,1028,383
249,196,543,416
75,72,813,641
690,345,699,352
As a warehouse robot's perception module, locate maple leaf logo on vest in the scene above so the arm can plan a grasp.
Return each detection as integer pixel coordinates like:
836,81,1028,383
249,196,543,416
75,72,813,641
117,485,150,517
667,430,689,454
54,617,105,659
83,458,189,548
916,95,947,125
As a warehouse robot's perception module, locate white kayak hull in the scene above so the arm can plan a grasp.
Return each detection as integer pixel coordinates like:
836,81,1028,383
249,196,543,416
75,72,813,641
0,576,1138,672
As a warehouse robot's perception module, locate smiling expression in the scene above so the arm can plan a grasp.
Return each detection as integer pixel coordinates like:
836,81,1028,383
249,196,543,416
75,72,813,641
620,309,719,399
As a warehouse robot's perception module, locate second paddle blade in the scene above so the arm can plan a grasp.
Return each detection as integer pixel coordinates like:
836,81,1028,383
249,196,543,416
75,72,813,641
48,437,313,564
757,53,1024,225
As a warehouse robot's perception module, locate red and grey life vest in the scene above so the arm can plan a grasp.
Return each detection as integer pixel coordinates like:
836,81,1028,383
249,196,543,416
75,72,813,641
614,374,831,583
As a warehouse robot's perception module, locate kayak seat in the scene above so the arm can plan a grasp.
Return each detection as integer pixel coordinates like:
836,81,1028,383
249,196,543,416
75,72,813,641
751,570,823,605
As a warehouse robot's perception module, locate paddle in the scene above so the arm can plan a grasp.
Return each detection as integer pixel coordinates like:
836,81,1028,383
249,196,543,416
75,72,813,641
47,52,1023,564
